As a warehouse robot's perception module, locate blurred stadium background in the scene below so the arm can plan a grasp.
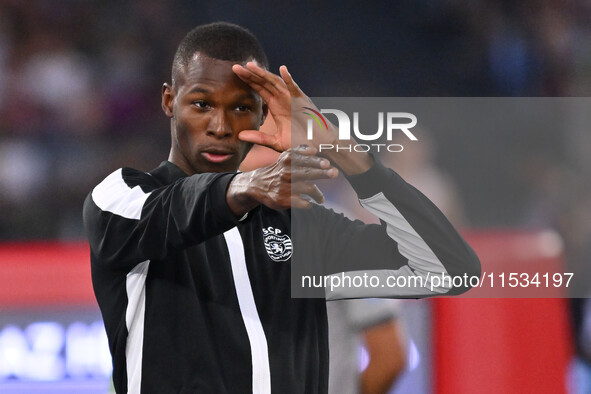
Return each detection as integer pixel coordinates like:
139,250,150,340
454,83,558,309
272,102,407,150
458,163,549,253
1,0,590,393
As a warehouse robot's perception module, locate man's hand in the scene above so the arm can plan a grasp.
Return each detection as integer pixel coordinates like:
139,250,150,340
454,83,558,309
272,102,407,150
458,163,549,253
232,62,336,152
226,145,338,217
233,62,373,175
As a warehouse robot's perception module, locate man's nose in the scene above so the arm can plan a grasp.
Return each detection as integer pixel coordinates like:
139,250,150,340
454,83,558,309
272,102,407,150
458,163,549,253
206,110,232,138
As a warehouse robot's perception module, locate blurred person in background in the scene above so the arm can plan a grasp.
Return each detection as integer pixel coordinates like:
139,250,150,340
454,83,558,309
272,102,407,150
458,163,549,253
520,156,591,393
326,299,406,394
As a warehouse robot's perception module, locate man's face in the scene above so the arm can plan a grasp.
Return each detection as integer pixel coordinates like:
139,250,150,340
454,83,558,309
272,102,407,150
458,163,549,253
162,53,267,174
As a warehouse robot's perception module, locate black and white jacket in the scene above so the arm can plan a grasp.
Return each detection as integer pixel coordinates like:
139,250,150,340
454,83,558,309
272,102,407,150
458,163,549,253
83,159,480,394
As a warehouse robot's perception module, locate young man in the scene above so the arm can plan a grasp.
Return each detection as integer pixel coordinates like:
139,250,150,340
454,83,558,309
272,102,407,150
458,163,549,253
83,22,480,393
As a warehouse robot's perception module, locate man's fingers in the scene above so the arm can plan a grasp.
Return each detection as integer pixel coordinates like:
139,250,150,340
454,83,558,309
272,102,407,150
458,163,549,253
232,65,275,100
292,182,325,204
290,148,336,168
290,195,312,210
291,166,338,182
279,65,304,97
282,148,338,180
292,144,318,156
238,130,281,150
245,62,288,95
232,63,288,98
232,65,276,104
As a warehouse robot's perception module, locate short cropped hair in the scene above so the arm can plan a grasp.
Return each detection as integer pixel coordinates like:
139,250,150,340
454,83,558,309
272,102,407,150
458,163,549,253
172,22,268,85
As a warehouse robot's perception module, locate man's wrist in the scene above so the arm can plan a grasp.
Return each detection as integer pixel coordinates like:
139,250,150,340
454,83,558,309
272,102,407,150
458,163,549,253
226,172,260,218
323,149,374,176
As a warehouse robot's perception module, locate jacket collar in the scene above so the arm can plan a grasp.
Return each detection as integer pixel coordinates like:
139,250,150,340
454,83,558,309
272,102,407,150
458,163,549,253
149,161,189,185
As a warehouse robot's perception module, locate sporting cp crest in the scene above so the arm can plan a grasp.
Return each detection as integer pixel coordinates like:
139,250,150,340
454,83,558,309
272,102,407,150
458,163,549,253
262,226,292,262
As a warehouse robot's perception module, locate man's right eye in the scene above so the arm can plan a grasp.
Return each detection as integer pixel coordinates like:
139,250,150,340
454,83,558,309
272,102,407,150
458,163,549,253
192,101,210,109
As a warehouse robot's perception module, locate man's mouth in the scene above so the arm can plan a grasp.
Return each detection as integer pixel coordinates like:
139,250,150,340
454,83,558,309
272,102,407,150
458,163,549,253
202,150,234,163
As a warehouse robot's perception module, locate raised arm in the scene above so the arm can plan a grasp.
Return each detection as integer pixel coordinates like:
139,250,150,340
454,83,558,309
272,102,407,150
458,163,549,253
231,63,480,297
322,159,481,298
83,168,241,270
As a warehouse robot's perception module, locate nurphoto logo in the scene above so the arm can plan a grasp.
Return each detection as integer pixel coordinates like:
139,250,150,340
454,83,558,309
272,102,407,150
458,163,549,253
303,107,418,152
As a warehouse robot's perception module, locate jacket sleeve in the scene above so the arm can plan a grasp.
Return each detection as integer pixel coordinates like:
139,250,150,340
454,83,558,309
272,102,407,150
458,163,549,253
297,159,480,299
83,167,240,271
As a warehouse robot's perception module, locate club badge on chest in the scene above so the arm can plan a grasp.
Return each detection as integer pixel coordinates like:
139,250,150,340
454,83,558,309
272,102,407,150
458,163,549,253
262,226,292,262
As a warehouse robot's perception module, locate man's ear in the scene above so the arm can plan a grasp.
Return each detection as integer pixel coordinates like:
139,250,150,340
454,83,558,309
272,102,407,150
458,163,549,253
162,83,174,118
260,102,268,126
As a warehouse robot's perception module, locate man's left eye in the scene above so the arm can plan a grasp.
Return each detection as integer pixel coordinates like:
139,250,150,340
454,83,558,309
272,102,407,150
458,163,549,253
236,105,251,112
